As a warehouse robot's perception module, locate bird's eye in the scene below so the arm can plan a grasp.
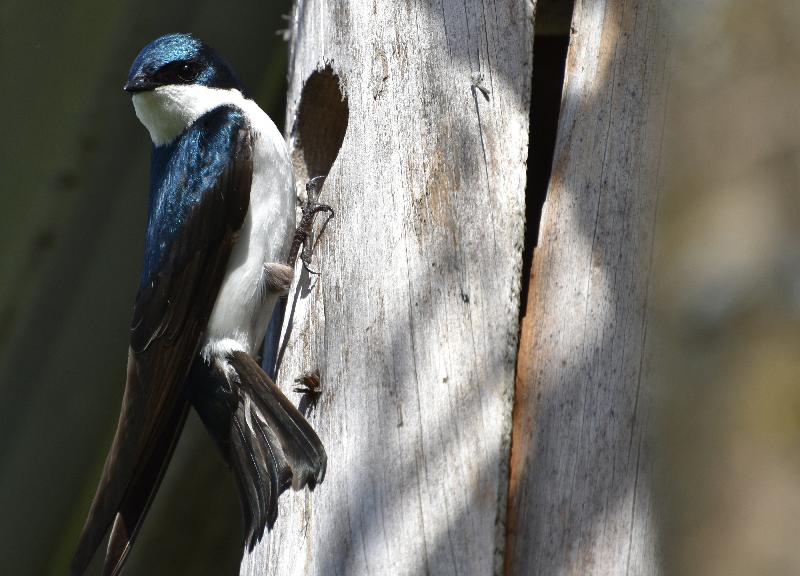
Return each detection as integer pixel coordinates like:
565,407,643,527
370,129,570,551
152,61,201,86
176,62,199,82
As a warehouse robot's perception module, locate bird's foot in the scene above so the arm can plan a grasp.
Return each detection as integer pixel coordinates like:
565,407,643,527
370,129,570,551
287,176,335,275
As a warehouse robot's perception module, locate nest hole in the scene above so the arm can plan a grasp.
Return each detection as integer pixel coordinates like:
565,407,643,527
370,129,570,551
291,67,349,184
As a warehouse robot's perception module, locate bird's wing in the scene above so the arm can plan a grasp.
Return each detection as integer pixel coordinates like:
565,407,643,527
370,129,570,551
71,105,253,576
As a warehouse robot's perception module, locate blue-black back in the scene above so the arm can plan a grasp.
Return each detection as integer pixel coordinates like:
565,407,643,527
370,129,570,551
140,105,249,291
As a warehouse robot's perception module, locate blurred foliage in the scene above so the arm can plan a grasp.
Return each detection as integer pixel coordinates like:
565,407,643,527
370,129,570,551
656,1,800,574
0,1,290,574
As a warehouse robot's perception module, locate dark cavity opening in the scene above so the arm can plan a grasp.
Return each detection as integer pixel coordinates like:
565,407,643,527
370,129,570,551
291,66,349,182
519,2,573,319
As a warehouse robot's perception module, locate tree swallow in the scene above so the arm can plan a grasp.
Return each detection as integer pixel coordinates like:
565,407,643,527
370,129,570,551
71,33,326,576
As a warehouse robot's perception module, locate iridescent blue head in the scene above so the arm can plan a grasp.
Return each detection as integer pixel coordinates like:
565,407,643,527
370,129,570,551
124,33,244,94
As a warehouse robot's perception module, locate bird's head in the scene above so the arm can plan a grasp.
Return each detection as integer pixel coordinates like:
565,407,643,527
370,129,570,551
124,33,242,94
125,33,246,146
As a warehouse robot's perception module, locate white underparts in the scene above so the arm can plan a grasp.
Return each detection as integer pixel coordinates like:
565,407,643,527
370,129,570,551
131,83,297,358
132,85,248,146
201,337,245,362
202,338,245,381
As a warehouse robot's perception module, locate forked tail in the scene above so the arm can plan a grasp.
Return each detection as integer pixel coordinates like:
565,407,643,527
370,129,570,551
189,350,326,548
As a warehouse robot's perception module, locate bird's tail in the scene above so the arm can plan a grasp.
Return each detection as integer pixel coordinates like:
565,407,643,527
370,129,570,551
189,350,326,548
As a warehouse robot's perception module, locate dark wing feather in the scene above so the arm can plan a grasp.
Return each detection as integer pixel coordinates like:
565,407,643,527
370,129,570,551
230,352,326,490
227,351,326,547
102,399,190,576
71,105,253,576
189,351,326,549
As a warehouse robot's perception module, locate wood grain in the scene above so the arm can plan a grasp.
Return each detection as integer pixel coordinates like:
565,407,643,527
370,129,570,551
506,0,669,573
241,1,533,574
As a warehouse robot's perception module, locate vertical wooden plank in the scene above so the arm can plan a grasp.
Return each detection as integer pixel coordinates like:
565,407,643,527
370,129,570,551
241,1,533,574
507,0,668,573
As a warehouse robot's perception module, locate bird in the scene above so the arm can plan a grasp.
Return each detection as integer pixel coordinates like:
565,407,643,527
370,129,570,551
70,33,327,576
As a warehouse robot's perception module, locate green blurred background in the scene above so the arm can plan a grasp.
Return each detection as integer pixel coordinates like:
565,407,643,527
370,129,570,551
0,1,291,574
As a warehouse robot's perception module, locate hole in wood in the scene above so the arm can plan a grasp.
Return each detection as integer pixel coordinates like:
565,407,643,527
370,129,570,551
291,67,349,183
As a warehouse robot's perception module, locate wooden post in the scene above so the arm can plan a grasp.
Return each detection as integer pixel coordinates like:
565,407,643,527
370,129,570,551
507,0,669,573
241,1,533,574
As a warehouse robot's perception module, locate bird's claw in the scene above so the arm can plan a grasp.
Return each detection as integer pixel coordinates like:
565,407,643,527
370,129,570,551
287,176,335,273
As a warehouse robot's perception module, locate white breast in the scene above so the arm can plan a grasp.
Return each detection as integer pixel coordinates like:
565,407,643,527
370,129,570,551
132,85,295,356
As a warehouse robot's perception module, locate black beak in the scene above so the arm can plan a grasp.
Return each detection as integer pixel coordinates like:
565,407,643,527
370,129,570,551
123,75,159,93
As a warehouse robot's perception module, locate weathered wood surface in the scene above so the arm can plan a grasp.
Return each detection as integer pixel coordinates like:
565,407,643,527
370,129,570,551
506,0,668,573
242,1,533,574
657,2,800,574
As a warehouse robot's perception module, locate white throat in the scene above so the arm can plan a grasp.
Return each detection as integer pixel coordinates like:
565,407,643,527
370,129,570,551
131,84,247,146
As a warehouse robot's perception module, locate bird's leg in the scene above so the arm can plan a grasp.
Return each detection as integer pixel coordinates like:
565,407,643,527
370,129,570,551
261,177,334,295
287,176,335,274
262,262,294,295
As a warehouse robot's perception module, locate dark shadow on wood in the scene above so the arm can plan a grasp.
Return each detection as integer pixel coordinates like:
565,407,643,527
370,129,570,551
519,32,571,322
